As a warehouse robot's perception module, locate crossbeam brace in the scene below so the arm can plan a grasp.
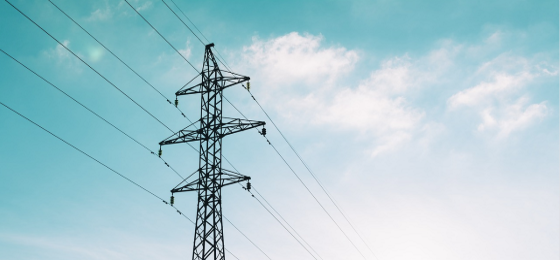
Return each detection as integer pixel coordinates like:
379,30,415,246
159,117,265,146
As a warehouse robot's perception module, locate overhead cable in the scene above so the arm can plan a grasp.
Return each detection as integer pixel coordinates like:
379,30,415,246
252,186,325,260
223,217,273,260
1,49,267,260
123,0,199,72
47,0,194,124
4,0,175,133
160,0,205,45
0,100,244,260
0,48,183,179
160,4,379,255
162,0,233,73
225,95,368,260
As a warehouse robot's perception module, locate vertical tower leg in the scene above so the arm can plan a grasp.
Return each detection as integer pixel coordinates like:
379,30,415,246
159,43,264,260
192,45,225,260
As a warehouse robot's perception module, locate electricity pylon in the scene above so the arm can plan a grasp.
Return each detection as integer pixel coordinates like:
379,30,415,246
159,43,265,260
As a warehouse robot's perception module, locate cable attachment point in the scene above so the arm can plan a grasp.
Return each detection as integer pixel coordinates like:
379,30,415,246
261,127,266,136
170,194,175,206
158,147,162,157
174,97,179,107
246,181,251,191
245,82,251,91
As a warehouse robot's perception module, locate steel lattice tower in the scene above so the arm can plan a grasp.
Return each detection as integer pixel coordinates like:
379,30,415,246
159,43,265,260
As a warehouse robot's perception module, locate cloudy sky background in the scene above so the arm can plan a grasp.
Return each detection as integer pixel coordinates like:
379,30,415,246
0,0,558,260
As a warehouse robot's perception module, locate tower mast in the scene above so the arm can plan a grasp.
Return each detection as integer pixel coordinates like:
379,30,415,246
160,43,265,260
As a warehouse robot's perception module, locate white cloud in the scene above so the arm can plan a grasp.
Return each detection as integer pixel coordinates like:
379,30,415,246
0,232,185,260
239,33,427,157
448,72,533,108
179,40,192,60
235,31,556,156
43,40,83,74
46,40,71,61
118,0,152,15
447,54,555,137
477,98,548,137
241,32,358,86
135,1,152,12
306,58,427,156
87,8,112,22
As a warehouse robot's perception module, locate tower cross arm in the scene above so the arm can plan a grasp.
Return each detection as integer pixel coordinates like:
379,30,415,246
159,119,202,146
159,117,265,146
175,74,250,96
171,169,250,193
220,117,265,138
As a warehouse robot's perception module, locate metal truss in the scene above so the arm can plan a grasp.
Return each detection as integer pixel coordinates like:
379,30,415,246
160,43,264,260
159,118,265,145
171,169,251,193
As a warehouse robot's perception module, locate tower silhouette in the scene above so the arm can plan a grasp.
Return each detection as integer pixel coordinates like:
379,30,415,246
160,43,265,260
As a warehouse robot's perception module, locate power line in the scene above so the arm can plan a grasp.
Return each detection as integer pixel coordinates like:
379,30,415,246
223,217,273,260
4,0,175,133
159,4,379,256
178,10,378,254
245,188,318,260
160,0,205,46
0,48,183,179
168,0,210,43
132,1,377,258
58,1,368,257
1,48,271,260
264,133,368,260
252,186,325,260
0,99,245,260
173,206,242,260
150,7,368,254
225,91,368,259
221,99,327,259
159,5,374,256
162,0,233,73
123,0,199,72
8,0,204,175
124,0,241,82
0,100,165,202
7,0,206,170
248,90,379,258
4,2,319,259
44,0,259,191
47,0,194,124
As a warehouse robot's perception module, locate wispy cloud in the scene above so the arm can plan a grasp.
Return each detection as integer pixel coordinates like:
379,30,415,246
236,31,557,156
178,40,192,60
43,40,84,74
0,232,185,260
239,33,427,157
448,54,556,138
241,32,358,86
87,7,112,22
305,57,427,157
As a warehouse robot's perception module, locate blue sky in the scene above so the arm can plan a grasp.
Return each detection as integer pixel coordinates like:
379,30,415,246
0,0,558,260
